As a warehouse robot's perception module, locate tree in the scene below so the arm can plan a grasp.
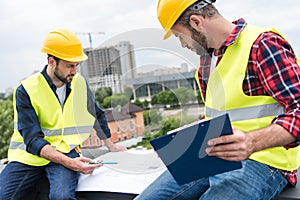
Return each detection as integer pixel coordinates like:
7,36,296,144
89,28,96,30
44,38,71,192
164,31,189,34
151,91,178,106
133,99,150,109
148,117,181,140
143,109,162,126
142,100,149,108
0,93,5,100
157,91,171,105
165,91,178,105
151,95,159,105
0,99,13,159
133,99,143,108
94,87,112,105
124,86,134,100
159,117,181,137
173,87,197,105
102,94,129,108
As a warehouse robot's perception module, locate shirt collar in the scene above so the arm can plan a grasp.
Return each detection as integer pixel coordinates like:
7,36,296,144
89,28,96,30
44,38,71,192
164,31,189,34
220,18,247,48
41,65,71,92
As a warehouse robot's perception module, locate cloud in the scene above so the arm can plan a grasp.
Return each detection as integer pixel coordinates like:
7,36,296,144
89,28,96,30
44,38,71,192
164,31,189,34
0,0,158,92
0,0,299,92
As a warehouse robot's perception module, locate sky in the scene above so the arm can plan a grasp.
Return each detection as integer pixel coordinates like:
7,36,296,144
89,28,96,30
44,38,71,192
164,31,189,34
1,0,300,93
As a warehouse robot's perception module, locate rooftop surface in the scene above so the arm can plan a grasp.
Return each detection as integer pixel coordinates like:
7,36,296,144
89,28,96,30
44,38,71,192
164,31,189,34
78,149,300,200
0,137,299,199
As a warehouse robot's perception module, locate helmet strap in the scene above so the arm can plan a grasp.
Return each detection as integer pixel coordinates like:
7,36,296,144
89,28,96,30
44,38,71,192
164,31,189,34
189,0,212,12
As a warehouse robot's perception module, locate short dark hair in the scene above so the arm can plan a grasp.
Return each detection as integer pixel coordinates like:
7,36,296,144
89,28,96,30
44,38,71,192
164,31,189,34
176,2,219,28
47,54,60,64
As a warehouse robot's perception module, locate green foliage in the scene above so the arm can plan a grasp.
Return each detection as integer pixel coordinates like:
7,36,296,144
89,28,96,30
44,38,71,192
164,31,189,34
133,99,143,108
143,111,149,126
151,91,178,105
143,100,149,108
0,93,13,101
151,87,196,106
143,109,163,126
124,86,134,100
130,117,181,149
94,87,112,105
151,95,159,105
157,117,181,137
130,112,200,150
166,91,179,105
133,99,149,109
155,91,169,105
102,94,129,108
128,137,153,149
196,90,204,104
161,91,178,105
102,96,112,108
0,93,5,100
173,87,197,104
0,99,13,159
181,114,200,125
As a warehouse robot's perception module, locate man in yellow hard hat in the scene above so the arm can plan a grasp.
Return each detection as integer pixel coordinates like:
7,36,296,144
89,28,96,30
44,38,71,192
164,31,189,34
135,0,300,199
0,28,126,200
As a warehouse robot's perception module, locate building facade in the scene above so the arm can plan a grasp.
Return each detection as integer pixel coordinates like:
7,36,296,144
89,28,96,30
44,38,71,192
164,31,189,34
114,41,137,80
82,103,144,148
80,46,123,94
126,70,198,102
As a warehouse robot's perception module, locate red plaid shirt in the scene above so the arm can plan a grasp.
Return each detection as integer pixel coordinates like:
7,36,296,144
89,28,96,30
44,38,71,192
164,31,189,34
197,18,300,186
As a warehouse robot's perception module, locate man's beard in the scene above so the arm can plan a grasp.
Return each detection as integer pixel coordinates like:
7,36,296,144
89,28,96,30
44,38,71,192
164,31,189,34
189,26,209,55
54,66,74,84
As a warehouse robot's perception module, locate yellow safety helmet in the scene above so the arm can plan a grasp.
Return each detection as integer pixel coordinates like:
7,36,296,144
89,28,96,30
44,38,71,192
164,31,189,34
41,28,88,62
157,0,215,39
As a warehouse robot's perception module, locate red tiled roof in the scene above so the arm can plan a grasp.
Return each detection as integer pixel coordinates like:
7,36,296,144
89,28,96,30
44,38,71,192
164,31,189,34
105,103,143,122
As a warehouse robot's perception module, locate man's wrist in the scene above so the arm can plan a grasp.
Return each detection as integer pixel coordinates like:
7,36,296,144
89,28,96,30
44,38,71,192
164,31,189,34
103,138,114,149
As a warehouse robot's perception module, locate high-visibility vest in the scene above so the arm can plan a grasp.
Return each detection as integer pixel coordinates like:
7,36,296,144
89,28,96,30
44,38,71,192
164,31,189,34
8,73,95,166
195,24,300,171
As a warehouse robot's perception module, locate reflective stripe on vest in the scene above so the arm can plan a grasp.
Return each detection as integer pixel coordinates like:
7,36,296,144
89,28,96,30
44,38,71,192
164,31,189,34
197,24,300,171
206,103,284,122
8,73,95,166
9,141,79,152
41,126,93,136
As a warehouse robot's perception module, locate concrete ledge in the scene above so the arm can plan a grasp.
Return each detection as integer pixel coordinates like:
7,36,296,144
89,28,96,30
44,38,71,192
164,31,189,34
276,184,300,200
276,170,300,200
76,191,137,200
75,184,300,200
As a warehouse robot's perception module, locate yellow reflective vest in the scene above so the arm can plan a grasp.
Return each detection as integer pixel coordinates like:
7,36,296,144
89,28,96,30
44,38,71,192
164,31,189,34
195,24,300,171
8,73,95,166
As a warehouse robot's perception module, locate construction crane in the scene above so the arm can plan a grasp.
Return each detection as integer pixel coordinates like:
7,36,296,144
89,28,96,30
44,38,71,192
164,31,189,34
76,32,105,49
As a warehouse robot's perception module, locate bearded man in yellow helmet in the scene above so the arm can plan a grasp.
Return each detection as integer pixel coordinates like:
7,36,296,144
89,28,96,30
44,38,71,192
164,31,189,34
135,0,300,199
0,28,126,200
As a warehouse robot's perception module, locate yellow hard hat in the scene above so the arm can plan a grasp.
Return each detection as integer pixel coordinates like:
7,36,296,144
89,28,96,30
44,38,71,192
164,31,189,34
41,28,88,62
157,0,214,39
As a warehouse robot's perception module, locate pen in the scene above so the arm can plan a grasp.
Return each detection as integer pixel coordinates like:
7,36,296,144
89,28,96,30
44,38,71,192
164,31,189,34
100,162,118,164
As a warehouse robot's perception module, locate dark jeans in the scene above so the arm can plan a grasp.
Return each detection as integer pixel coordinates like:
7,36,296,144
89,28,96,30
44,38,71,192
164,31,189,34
135,160,288,200
0,149,79,200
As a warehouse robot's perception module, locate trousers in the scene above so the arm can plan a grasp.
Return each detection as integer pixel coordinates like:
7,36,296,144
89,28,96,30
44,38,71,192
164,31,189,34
135,159,288,200
0,149,79,200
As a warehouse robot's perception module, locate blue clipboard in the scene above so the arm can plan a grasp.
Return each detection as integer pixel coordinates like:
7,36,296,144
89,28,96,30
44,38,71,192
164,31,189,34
150,113,242,185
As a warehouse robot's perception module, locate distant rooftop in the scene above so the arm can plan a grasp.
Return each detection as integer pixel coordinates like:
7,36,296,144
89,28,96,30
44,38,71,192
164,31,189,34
105,103,143,122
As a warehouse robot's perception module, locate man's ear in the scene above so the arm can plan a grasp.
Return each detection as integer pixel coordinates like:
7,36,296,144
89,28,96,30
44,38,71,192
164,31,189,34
48,56,56,66
189,15,204,32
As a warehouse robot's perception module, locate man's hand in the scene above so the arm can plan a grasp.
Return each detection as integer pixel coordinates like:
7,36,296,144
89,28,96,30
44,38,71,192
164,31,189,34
205,128,254,161
104,138,127,152
68,157,103,174
40,145,103,174
205,124,296,162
